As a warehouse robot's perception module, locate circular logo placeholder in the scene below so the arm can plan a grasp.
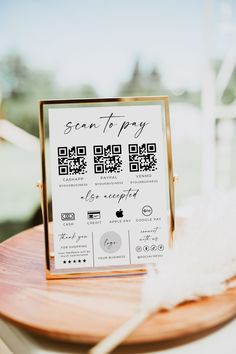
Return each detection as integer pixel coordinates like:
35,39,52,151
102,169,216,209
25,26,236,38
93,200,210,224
142,205,153,216
100,231,122,253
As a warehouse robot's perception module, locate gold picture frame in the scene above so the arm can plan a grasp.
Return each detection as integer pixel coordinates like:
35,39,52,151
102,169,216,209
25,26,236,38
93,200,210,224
39,96,175,279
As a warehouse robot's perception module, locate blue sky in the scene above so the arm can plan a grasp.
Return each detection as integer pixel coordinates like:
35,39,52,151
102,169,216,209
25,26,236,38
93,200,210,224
0,0,235,94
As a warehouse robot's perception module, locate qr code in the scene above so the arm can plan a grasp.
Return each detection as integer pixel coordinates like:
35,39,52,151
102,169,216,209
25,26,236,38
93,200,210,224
58,146,87,175
129,143,157,172
93,145,122,174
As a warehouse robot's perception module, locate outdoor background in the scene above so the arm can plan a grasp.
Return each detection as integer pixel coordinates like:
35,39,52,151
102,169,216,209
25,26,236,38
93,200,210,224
0,0,236,241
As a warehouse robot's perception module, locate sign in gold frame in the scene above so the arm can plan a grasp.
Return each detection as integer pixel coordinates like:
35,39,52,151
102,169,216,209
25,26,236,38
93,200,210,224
39,96,175,279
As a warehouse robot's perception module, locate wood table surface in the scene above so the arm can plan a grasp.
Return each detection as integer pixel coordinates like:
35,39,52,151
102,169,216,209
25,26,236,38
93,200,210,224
0,224,236,345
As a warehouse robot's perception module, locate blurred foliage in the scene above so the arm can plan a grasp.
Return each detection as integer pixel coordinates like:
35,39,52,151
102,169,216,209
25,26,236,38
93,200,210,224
3,55,234,140
221,72,236,105
214,59,236,105
0,53,97,136
118,60,201,106
0,219,30,243
0,55,235,139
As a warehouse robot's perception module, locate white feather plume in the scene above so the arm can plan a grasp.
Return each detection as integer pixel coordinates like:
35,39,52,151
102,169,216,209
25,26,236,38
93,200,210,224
141,190,236,313
89,192,236,354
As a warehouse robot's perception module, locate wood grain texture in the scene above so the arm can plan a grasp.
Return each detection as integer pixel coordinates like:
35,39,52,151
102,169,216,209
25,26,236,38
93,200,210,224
0,224,236,344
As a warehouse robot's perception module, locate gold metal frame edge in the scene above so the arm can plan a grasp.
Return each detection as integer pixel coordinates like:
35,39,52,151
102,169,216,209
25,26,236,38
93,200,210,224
39,96,175,279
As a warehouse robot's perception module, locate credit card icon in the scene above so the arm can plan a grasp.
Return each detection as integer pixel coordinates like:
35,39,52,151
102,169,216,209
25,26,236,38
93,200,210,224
87,210,101,220
61,212,75,221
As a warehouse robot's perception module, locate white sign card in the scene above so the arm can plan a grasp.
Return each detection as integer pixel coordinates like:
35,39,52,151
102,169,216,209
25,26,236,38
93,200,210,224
39,98,174,278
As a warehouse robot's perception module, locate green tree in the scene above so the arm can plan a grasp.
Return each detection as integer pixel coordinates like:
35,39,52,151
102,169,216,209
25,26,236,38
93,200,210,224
0,54,98,136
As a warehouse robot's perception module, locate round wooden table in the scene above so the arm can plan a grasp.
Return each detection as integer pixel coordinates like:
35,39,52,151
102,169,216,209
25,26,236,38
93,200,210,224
0,224,236,347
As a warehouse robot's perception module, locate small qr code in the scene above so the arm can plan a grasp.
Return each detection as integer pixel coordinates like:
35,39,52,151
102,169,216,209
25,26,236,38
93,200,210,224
58,146,87,175
93,145,122,174
129,143,157,172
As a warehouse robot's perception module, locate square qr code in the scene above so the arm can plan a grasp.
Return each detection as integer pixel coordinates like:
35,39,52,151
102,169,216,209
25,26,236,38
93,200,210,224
93,145,122,174
129,143,157,172
58,146,87,175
